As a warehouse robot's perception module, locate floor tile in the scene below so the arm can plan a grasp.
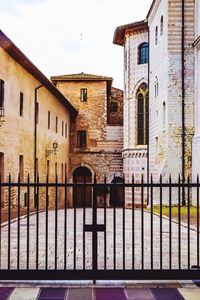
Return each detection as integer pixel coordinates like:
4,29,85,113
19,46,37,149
9,288,40,300
178,288,200,300
38,288,66,299
0,288,14,300
67,288,93,300
125,288,154,299
95,288,126,300
151,288,184,300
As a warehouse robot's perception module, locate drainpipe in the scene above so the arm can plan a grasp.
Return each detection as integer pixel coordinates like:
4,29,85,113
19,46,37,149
34,85,43,185
181,0,186,206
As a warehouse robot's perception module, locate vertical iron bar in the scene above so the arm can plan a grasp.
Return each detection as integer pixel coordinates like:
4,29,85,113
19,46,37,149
123,174,125,270
160,175,162,270
104,175,107,270
36,175,39,270
64,175,67,270
74,176,77,270
141,174,144,270
197,175,199,270
8,174,11,270
45,175,49,270
169,174,172,270
17,174,20,270
132,175,135,270
178,174,181,269
55,174,58,270
93,174,97,277
83,175,86,270
27,174,30,270
113,175,116,270
150,174,153,270
187,175,190,269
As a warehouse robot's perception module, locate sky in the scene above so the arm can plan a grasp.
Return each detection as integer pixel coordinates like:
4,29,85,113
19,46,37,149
0,0,152,89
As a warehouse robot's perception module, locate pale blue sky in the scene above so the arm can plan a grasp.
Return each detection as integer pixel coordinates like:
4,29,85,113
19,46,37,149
0,0,152,89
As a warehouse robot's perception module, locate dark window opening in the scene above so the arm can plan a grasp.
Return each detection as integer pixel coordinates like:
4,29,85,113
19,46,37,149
48,111,50,129
56,116,58,133
160,15,164,36
110,102,118,112
36,102,39,124
80,88,87,102
65,123,67,138
77,130,86,148
155,26,158,45
0,80,5,117
19,155,24,182
138,43,149,64
20,92,23,117
62,121,64,136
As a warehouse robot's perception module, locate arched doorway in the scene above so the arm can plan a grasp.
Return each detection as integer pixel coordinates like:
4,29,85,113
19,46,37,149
110,177,124,207
73,166,92,207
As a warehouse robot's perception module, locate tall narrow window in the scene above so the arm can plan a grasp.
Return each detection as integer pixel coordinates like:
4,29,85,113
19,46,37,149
137,84,148,145
47,160,50,177
124,49,127,70
36,102,39,124
77,130,87,148
61,163,64,182
155,26,158,45
155,77,159,97
48,111,50,129
19,155,24,182
55,116,58,133
80,88,87,102
65,123,67,138
163,102,166,130
65,163,67,179
155,137,159,165
0,152,4,181
0,80,5,117
160,16,164,36
19,92,23,117
110,102,118,112
55,162,58,178
138,43,149,64
36,157,38,177
62,121,64,136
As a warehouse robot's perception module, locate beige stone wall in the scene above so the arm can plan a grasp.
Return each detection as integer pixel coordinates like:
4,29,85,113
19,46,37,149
0,48,71,208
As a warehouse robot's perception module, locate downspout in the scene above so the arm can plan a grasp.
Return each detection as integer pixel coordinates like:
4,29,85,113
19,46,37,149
34,85,43,185
181,0,186,206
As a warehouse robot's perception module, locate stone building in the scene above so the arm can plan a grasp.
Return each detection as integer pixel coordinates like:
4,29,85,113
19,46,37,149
114,0,196,205
0,30,77,208
113,20,149,205
51,73,123,207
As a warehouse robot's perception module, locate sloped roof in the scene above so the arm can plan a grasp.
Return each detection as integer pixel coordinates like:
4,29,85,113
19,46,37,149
113,19,148,46
0,30,78,117
51,72,113,82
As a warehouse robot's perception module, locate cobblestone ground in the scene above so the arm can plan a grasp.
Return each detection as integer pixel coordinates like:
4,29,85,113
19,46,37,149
0,208,199,270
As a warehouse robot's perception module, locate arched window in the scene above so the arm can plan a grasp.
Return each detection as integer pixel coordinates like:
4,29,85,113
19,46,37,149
137,83,149,145
155,26,158,45
138,43,149,64
160,16,164,36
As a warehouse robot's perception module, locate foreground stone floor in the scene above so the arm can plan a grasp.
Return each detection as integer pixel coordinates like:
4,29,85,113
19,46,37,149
0,208,199,270
0,286,200,300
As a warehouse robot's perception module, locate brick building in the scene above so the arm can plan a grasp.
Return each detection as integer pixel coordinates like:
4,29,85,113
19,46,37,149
51,73,123,207
0,30,77,208
114,0,196,204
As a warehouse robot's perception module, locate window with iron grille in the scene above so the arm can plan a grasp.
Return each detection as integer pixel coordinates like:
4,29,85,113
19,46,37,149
138,43,149,64
19,92,23,117
77,130,86,148
80,88,87,102
110,102,118,112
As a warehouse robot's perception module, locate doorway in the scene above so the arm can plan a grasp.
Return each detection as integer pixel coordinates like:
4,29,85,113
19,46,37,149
73,166,92,207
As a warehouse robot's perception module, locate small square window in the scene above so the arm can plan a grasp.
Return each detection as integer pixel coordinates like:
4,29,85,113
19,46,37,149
77,130,86,148
110,102,118,112
80,89,87,102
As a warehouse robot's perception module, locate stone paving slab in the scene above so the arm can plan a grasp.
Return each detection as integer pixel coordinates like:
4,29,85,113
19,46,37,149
0,287,199,300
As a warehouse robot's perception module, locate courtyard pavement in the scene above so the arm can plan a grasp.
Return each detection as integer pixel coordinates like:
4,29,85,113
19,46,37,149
0,208,199,270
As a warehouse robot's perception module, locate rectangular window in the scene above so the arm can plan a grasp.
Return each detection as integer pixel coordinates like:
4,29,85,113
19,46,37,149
19,92,23,116
36,102,39,124
0,80,4,108
110,102,118,112
19,155,24,182
48,111,50,129
56,116,58,133
77,130,86,148
36,157,38,177
61,163,64,182
65,163,67,179
65,123,67,138
80,88,87,102
55,162,58,178
62,121,64,136
47,160,50,177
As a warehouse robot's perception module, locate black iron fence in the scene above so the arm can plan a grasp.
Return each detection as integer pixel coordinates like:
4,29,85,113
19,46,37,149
0,174,199,280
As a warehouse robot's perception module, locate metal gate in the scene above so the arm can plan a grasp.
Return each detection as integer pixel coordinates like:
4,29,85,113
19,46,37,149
0,174,200,280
